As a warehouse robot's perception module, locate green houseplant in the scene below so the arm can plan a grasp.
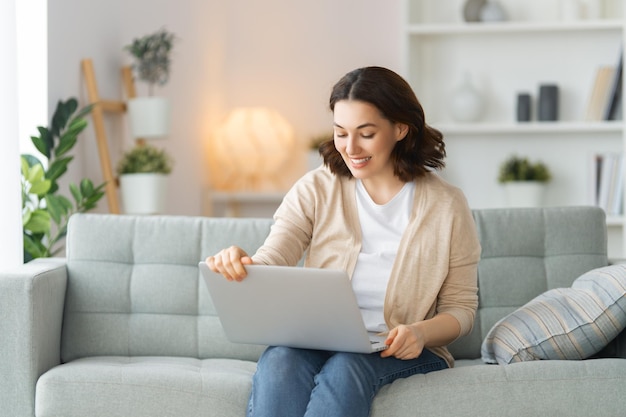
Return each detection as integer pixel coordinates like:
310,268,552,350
498,155,552,183
125,28,175,96
116,144,173,214
498,155,551,207
307,132,332,171
124,28,176,138
21,98,105,261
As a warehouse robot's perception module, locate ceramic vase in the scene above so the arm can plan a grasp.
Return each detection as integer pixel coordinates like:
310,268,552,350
504,182,546,208
538,84,559,122
480,0,507,22
127,97,171,139
120,173,168,214
517,93,532,122
463,0,487,22
449,73,485,123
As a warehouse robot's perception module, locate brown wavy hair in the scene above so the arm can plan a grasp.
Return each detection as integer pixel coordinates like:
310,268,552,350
319,66,445,181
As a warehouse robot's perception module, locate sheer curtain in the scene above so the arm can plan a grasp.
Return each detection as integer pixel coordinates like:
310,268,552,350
0,0,23,267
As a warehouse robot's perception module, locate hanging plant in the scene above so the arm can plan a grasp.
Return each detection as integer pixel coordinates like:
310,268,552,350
124,28,176,95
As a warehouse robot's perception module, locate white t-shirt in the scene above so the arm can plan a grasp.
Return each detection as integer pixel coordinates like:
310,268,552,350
352,179,415,332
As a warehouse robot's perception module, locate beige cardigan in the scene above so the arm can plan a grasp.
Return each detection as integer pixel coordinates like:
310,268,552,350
252,166,481,367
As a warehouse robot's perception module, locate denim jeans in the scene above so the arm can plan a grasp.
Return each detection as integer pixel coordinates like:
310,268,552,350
247,346,448,417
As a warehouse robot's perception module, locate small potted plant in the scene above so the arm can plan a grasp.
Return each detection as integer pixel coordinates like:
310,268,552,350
307,132,332,171
498,155,551,207
124,28,176,138
116,144,174,214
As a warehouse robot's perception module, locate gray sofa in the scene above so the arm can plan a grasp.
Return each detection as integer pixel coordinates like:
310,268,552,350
3,206,626,417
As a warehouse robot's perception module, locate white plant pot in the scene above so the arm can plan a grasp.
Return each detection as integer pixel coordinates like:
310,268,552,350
503,182,546,208
307,150,323,171
127,97,171,138
119,173,168,215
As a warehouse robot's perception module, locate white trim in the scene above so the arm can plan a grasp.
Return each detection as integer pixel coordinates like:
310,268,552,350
0,0,23,267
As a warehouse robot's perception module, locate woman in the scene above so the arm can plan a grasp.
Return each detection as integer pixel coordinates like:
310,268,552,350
206,66,480,417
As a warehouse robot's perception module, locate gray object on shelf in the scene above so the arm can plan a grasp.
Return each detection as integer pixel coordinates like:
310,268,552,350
517,93,532,122
463,0,487,22
480,0,507,22
538,84,559,121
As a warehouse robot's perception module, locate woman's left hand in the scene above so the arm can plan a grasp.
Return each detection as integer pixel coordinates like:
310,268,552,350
380,324,425,360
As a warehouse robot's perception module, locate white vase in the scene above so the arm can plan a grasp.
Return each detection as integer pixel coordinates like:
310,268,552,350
307,150,323,171
119,173,168,214
449,73,485,123
480,1,507,22
127,97,171,139
503,182,546,208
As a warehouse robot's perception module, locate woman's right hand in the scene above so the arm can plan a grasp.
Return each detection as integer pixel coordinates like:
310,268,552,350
205,246,254,282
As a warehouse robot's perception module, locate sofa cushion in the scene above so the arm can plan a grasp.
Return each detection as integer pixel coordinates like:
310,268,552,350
36,356,256,417
481,264,626,365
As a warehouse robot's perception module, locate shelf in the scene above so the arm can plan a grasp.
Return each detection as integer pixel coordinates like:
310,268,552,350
607,216,625,227
404,1,626,257
210,191,285,203
433,121,624,135
407,19,623,36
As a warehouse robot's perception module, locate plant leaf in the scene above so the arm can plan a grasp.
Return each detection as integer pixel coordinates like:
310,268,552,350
80,178,95,197
20,156,30,177
51,99,75,136
24,209,51,234
21,154,42,169
23,233,46,260
72,104,93,120
82,191,105,211
55,134,78,158
58,195,74,212
29,178,51,196
26,163,45,183
45,194,67,224
30,135,47,158
46,156,73,182
22,207,32,226
69,182,82,203
67,117,88,134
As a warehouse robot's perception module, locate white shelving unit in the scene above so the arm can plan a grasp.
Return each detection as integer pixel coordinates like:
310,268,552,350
403,0,626,257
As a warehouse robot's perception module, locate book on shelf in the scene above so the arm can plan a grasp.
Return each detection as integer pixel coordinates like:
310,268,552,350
590,152,624,216
605,49,623,121
585,66,616,121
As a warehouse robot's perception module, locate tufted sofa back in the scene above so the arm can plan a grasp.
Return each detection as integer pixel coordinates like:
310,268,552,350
62,214,274,363
62,207,609,363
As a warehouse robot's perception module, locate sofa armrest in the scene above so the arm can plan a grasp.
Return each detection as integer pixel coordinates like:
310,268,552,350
0,258,68,417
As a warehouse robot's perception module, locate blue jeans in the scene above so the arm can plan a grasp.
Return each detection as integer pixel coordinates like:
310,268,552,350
247,346,448,417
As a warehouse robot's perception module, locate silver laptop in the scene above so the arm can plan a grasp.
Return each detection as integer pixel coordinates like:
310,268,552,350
198,262,388,353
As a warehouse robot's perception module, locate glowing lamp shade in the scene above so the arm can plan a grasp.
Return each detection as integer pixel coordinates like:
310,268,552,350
209,107,297,190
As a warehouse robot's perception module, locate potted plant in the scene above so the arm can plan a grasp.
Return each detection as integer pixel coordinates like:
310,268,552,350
116,144,173,214
498,155,551,207
307,132,331,171
21,98,105,261
124,28,176,138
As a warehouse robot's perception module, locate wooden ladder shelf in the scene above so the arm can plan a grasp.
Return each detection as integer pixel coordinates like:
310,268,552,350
81,58,138,214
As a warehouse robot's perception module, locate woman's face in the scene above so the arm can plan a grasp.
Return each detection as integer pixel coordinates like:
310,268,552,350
333,100,407,182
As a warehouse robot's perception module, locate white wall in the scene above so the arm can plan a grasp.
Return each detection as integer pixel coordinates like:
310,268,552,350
0,0,23,267
47,0,403,215
47,0,126,214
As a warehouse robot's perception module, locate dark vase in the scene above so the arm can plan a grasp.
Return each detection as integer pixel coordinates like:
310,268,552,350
516,93,531,122
538,84,559,121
